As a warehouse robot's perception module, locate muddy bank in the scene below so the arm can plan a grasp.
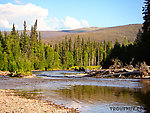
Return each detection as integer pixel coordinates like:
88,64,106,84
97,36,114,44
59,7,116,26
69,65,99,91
0,89,77,113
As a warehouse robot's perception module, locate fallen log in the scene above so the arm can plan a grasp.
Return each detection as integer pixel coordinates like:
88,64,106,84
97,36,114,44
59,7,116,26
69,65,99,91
83,66,150,78
102,71,141,77
84,70,148,78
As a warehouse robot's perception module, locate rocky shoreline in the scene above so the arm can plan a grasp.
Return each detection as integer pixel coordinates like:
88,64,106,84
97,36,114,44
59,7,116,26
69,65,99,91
0,71,36,78
0,89,77,113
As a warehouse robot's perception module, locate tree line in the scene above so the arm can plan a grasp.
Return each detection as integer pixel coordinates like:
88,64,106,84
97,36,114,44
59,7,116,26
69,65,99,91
0,20,115,72
0,0,150,73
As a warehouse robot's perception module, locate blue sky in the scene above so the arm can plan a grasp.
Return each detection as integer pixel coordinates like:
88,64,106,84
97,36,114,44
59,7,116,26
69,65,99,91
0,0,144,30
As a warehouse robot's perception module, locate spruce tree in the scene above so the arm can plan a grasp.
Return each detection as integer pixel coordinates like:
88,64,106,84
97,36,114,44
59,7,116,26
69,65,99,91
3,52,8,71
99,42,104,64
142,0,150,42
106,41,112,56
83,50,88,66
11,24,16,36
68,37,73,53
77,36,81,65
67,52,74,67
73,39,77,66
54,51,60,68
0,42,4,70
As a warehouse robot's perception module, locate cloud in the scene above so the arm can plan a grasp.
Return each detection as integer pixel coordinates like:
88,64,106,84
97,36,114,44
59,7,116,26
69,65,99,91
14,0,22,4
0,3,90,31
62,16,89,29
47,17,60,31
81,20,89,27
0,3,51,30
0,19,12,29
62,16,81,29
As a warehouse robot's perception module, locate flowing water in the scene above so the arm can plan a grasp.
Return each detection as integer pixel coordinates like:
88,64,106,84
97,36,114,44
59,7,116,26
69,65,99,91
1,70,150,113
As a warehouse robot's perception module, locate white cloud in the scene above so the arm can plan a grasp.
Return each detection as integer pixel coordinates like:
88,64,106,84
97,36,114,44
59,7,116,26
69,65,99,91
14,0,22,4
81,20,89,27
0,18,12,29
62,16,89,29
47,17,60,31
0,3,90,31
0,3,51,30
63,16,81,29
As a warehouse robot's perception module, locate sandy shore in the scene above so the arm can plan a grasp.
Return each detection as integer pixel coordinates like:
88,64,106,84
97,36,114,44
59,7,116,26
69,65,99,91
0,89,77,113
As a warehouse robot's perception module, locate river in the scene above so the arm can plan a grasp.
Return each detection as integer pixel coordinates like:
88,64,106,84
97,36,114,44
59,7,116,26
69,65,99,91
0,70,150,113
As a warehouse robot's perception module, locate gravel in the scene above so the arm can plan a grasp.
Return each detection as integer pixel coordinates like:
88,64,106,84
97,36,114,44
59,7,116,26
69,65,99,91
0,89,77,113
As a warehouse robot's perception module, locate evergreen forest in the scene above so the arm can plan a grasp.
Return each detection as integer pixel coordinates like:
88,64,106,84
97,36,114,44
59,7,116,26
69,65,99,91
0,0,150,73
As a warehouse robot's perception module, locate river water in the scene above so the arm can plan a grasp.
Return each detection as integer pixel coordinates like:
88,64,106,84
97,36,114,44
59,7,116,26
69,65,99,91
1,70,150,113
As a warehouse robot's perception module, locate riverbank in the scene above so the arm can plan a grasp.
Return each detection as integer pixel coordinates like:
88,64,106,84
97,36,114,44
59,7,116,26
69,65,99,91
0,71,36,78
0,71,10,76
0,74,149,112
0,89,77,113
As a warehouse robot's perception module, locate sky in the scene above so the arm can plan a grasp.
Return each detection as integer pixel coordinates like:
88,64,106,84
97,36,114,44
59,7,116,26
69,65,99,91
0,0,144,31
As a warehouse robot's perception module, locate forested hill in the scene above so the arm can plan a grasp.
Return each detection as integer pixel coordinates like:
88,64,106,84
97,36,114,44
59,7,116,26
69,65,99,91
42,24,142,43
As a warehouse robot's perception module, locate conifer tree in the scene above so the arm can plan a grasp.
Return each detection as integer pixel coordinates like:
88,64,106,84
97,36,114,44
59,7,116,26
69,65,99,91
3,52,8,71
65,36,69,51
54,51,60,68
87,37,91,66
83,50,88,66
77,36,81,65
68,37,73,53
97,43,100,66
61,40,66,66
142,0,150,42
99,42,104,64
67,52,74,67
0,42,4,70
73,39,77,66
11,24,16,36
106,41,112,55
81,38,86,66
103,40,107,60
54,43,59,52
39,32,42,45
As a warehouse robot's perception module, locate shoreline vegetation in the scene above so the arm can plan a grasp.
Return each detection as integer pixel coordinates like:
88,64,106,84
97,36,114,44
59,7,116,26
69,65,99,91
0,18,149,78
0,1,149,77
0,89,77,113
1,61,150,79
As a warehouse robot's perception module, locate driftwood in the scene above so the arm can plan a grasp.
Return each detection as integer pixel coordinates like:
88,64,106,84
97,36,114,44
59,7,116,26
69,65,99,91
83,61,150,79
102,71,140,77
84,68,150,78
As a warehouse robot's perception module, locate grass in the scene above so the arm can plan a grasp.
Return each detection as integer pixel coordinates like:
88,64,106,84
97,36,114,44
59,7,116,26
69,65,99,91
70,66,100,70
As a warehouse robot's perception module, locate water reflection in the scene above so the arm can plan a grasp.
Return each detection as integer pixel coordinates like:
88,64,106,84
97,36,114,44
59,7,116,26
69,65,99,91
4,70,150,113
52,85,150,113
55,86,132,104
14,89,43,99
135,79,150,113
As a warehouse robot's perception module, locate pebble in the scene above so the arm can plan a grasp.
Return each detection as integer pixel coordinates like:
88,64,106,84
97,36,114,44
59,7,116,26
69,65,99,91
0,89,77,113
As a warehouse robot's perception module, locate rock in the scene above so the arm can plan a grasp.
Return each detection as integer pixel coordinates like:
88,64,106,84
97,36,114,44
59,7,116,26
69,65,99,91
0,71,10,76
0,89,77,113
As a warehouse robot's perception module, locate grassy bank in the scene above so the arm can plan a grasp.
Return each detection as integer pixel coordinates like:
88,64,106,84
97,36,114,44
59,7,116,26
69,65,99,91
70,66,100,70
0,66,100,78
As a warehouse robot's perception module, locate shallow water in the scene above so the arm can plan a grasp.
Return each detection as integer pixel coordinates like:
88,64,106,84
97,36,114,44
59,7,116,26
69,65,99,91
1,70,150,113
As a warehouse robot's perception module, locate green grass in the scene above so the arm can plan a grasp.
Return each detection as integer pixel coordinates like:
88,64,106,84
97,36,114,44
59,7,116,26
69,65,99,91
70,66,100,70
